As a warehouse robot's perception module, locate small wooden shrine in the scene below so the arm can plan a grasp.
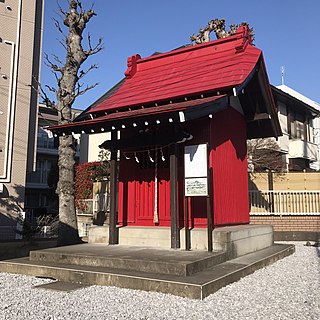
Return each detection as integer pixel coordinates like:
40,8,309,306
49,25,281,249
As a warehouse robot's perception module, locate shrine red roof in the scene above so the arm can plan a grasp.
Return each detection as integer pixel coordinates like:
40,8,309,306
49,26,282,139
90,26,261,115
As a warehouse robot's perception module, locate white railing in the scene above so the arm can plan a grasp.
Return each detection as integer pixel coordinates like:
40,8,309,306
77,191,319,216
249,190,320,215
76,193,110,215
94,193,110,213
76,199,94,215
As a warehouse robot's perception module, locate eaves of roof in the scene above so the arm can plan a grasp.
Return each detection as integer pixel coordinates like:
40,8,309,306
47,95,227,135
272,85,320,116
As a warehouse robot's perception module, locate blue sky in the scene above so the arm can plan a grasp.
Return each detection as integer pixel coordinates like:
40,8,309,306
41,0,320,110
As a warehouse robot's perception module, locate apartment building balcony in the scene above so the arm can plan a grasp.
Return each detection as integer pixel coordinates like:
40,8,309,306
37,147,59,156
25,182,50,189
36,137,80,156
277,133,289,153
26,170,50,187
289,140,317,161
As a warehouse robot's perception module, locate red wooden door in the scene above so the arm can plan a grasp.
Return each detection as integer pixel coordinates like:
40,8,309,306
118,159,171,226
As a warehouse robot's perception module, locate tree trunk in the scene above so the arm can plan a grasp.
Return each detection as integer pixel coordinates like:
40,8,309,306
44,1,102,245
57,134,80,245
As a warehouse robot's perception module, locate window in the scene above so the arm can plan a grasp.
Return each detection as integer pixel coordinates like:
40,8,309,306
38,159,52,184
37,127,55,149
278,103,288,133
278,103,287,116
289,112,306,140
26,159,54,184
25,193,39,208
308,118,314,143
289,158,310,171
25,193,48,209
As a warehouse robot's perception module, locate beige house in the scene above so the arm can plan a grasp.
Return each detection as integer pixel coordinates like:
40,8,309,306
249,85,320,172
274,85,320,171
0,0,44,239
250,86,320,240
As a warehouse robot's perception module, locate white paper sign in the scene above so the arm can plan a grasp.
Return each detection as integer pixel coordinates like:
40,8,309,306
184,144,208,196
185,177,208,197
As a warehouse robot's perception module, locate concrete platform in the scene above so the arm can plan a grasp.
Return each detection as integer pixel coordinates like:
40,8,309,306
89,225,274,254
29,244,227,276
0,243,294,299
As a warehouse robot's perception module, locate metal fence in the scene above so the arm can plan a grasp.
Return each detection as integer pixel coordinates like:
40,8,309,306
249,190,320,215
76,194,110,237
76,193,110,215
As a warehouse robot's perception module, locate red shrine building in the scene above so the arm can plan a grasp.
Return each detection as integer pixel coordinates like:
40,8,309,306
50,26,281,248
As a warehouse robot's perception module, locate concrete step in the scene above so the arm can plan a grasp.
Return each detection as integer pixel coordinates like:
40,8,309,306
29,244,227,276
0,244,295,300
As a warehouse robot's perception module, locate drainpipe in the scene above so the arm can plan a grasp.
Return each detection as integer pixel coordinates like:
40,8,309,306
1,0,23,182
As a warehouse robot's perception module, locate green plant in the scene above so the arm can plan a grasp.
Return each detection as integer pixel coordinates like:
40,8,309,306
15,215,58,243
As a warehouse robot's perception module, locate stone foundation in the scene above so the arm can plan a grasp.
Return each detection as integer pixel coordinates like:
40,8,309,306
88,224,274,258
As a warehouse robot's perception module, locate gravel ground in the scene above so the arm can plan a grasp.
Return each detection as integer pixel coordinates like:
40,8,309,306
0,242,319,320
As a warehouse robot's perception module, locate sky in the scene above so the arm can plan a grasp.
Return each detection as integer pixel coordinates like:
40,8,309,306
41,0,320,110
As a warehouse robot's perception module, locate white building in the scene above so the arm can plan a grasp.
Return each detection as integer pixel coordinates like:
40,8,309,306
0,0,44,239
272,85,320,171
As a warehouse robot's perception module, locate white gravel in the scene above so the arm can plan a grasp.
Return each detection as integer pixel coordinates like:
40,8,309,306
0,242,319,320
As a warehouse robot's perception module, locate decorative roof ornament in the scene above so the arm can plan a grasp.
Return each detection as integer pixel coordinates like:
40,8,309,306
190,19,255,45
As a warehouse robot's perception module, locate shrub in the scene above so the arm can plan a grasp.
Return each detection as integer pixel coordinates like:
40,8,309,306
75,161,109,211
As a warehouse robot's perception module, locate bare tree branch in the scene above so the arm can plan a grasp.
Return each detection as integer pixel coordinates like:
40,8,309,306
85,34,103,56
74,82,98,98
247,138,284,172
56,0,67,17
44,53,64,73
191,18,255,45
45,84,58,93
40,85,56,109
52,54,64,66
30,75,56,109
76,0,83,14
58,39,68,51
78,63,98,79
52,17,66,37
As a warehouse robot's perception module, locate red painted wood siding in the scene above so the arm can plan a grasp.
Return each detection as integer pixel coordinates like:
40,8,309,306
117,107,249,228
210,107,250,225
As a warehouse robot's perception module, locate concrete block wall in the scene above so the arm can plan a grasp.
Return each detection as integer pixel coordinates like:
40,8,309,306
250,215,320,233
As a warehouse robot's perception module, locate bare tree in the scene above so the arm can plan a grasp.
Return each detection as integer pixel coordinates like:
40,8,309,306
247,138,284,172
190,18,254,45
43,0,103,245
